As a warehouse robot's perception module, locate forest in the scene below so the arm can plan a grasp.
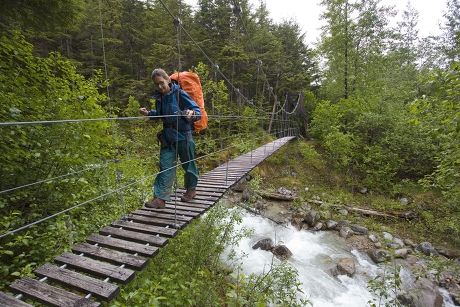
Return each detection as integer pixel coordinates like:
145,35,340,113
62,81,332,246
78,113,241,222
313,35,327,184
0,0,459,305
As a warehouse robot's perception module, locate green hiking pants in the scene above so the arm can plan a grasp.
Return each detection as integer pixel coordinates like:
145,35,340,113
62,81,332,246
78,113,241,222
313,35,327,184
153,139,199,200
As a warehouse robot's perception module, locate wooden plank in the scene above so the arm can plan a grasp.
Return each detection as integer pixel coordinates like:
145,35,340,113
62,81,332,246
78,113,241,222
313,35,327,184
87,234,158,256
55,252,135,284
0,291,32,307
139,207,200,217
197,182,232,189
164,204,205,213
170,196,217,204
129,212,189,226
127,214,187,229
132,210,193,222
10,277,100,307
112,219,178,236
35,263,119,300
172,192,221,201
167,199,211,208
72,243,148,269
193,186,227,193
176,189,223,197
100,226,168,247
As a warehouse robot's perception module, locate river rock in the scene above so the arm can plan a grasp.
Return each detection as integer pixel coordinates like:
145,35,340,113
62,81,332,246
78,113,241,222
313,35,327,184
436,247,460,259
338,209,348,216
272,245,293,260
291,216,304,230
326,220,338,230
398,278,443,307
312,222,324,231
242,188,251,202
387,242,403,249
416,242,439,256
337,258,356,277
336,220,350,230
404,238,416,247
252,238,274,251
393,237,405,248
340,227,353,238
395,248,410,259
368,234,379,243
399,197,409,205
369,249,389,263
278,187,294,196
351,224,368,235
382,232,393,241
374,242,382,248
305,210,320,226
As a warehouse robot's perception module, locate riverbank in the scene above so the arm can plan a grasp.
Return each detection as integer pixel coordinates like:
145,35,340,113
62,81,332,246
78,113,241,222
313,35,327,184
228,139,460,306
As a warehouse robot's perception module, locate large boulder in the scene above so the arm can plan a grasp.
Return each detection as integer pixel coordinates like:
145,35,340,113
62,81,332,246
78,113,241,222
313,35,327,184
369,249,389,263
252,238,274,251
326,220,338,230
304,209,320,226
272,245,293,260
416,242,439,256
398,278,443,307
368,234,379,243
394,248,410,259
336,220,350,230
382,232,393,241
312,222,324,231
337,258,356,277
291,216,304,231
241,188,251,202
339,227,353,238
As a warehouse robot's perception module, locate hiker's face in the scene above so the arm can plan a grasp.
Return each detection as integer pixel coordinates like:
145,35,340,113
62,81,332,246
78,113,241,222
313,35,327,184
153,76,170,94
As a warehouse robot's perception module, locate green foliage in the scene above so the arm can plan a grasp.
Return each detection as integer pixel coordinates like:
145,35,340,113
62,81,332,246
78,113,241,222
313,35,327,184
0,32,154,289
368,263,402,307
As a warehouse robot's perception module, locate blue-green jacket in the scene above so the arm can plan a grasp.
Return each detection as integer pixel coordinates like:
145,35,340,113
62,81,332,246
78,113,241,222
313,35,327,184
147,82,201,142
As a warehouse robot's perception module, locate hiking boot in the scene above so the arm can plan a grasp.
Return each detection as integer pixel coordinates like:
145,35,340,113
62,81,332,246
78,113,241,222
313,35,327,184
181,188,197,202
144,198,166,209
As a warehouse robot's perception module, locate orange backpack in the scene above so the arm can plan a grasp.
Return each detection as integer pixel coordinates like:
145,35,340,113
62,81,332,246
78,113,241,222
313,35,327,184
170,71,208,134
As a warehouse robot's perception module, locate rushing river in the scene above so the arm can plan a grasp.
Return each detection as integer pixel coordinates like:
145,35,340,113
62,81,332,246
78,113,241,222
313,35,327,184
224,209,456,307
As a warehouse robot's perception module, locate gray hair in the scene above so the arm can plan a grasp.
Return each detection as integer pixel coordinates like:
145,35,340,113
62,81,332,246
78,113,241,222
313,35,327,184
151,68,170,81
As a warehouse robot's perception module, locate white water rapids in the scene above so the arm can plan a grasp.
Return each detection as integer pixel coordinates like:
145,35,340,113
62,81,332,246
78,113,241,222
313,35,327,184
223,209,457,307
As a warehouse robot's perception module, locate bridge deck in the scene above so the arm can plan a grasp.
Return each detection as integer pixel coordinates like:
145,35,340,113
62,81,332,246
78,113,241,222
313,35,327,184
2,137,294,306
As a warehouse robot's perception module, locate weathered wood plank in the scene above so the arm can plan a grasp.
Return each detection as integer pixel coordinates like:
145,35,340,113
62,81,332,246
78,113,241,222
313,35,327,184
10,277,100,307
72,243,148,269
139,207,200,217
100,226,168,246
164,204,205,213
35,263,119,300
112,219,178,237
0,291,32,307
172,192,221,201
167,198,212,208
87,234,158,256
55,252,135,283
176,189,223,198
35,263,120,300
192,186,227,193
197,184,232,190
132,210,193,222
127,214,186,229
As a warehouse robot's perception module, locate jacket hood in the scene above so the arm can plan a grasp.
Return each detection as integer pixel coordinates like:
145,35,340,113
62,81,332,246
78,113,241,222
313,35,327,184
152,82,179,100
